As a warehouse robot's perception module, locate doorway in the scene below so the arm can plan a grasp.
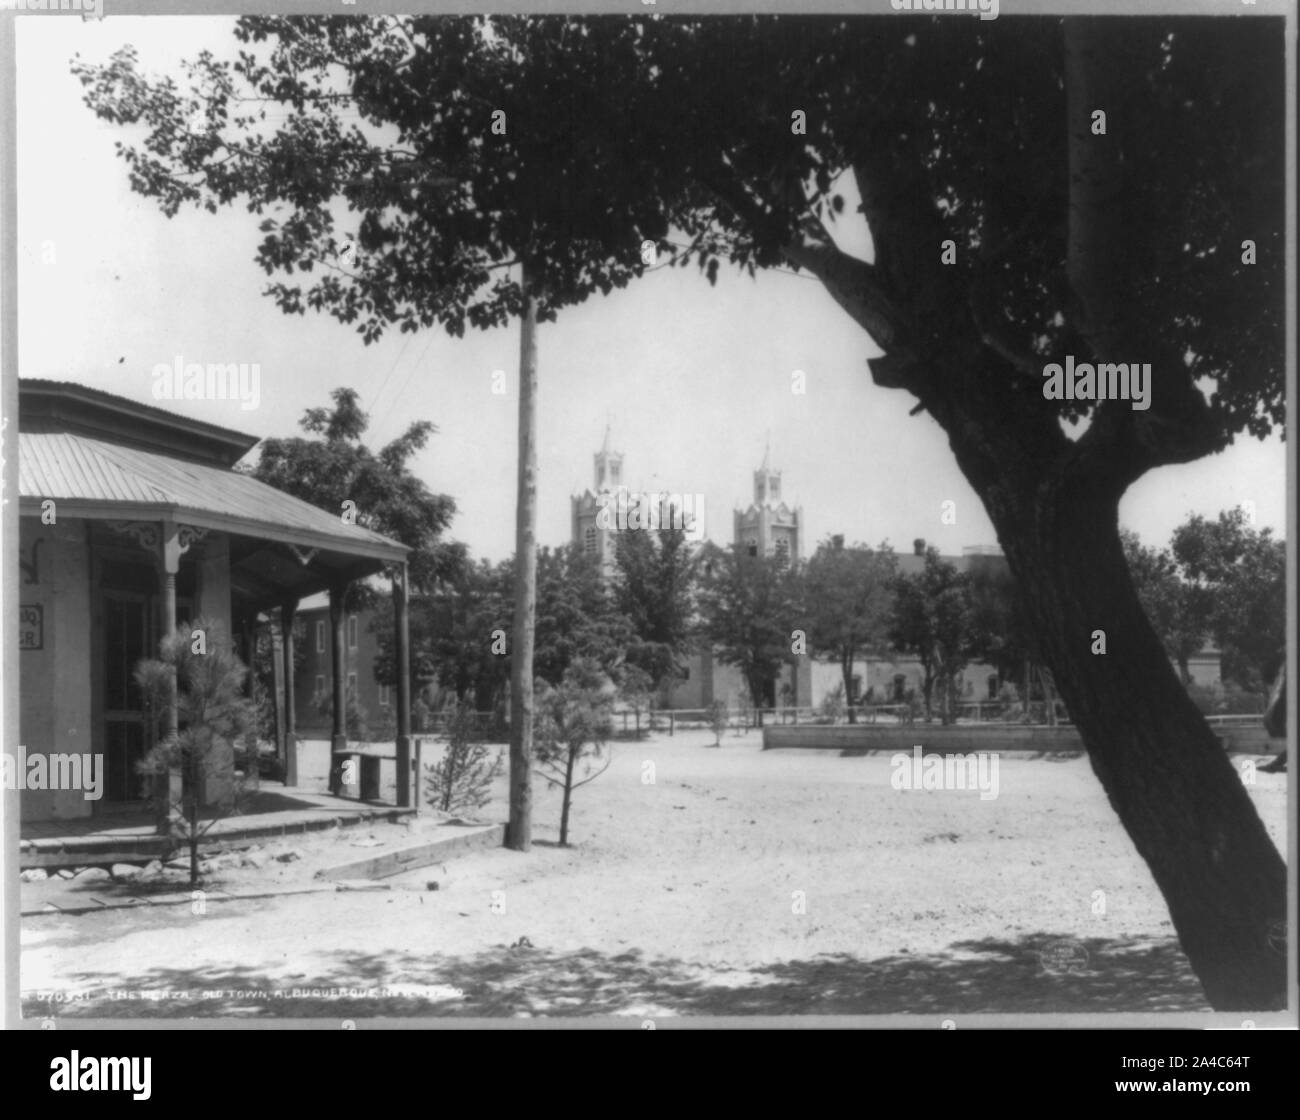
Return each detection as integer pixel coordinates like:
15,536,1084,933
102,590,152,805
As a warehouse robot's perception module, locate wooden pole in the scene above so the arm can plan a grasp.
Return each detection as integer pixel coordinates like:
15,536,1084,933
394,562,412,808
506,265,539,852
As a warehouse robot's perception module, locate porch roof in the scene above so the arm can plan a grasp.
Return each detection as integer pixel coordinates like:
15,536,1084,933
19,430,409,604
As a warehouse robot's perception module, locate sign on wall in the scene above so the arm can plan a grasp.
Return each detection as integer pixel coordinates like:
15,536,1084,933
19,604,43,651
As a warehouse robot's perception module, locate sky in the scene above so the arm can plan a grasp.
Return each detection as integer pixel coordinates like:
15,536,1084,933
14,15,1289,564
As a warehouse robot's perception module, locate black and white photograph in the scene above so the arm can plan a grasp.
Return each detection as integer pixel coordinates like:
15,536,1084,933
2,0,1294,1039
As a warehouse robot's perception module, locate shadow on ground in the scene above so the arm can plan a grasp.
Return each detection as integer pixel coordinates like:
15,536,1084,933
24,932,1208,1019
230,790,329,815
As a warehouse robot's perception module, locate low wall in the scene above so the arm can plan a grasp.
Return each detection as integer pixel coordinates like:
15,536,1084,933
761,722,1274,755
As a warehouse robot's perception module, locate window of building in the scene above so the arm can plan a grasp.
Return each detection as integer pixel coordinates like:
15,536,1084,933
775,538,790,567
314,674,325,699
770,479,780,499
850,675,862,702
892,674,907,702
379,683,391,707
347,672,358,697
315,620,325,653
584,525,597,556
747,543,758,558
347,615,358,649
988,674,999,699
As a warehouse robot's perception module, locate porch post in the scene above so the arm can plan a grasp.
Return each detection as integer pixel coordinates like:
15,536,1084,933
394,562,412,809
238,613,259,790
281,599,299,787
156,522,183,832
328,581,348,795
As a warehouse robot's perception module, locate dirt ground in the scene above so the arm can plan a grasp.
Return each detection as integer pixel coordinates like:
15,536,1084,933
20,728,1288,1020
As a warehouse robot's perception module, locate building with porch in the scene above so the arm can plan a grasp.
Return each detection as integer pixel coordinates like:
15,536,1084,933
16,379,416,824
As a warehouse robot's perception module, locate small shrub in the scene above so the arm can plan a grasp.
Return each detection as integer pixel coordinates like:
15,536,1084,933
817,684,846,725
706,700,728,746
424,700,504,815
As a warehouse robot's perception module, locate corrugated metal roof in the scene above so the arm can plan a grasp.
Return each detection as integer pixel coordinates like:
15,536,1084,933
19,431,407,560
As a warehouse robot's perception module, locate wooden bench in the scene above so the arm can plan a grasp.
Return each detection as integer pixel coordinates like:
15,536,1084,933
331,740,424,805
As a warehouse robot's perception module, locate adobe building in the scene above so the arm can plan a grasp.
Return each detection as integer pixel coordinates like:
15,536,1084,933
15,380,415,824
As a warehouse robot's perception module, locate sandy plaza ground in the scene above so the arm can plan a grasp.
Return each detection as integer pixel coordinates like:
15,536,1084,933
21,728,1287,1020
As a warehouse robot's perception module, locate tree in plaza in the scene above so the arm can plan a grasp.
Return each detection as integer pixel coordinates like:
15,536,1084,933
77,12,1287,1007
253,386,457,789
534,658,616,847
533,545,632,687
612,523,698,693
1170,509,1286,703
1120,529,1211,688
135,621,260,887
435,558,515,714
800,536,897,723
888,548,981,725
617,664,656,740
371,550,512,715
696,544,800,726
253,388,459,601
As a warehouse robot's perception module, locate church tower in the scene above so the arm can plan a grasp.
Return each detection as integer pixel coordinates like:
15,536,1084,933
571,425,624,580
733,441,802,566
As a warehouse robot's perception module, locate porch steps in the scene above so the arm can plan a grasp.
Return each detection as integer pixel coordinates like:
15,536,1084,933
19,806,416,871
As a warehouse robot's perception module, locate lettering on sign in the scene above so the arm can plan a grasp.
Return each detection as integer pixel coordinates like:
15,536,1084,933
20,605,44,651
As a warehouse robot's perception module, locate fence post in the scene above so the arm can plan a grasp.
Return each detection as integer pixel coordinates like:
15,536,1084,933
669,711,674,737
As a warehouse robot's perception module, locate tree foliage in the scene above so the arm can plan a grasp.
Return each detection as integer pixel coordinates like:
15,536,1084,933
1120,529,1211,685
425,699,504,815
1170,509,1286,695
135,620,259,886
888,548,981,725
696,544,799,719
252,387,459,596
612,524,698,689
800,537,896,722
534,658,615,846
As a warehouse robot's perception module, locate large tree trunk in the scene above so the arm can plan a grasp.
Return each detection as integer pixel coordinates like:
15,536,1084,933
766,14,1284,1010
986,480,1287,1010
505,268,539,852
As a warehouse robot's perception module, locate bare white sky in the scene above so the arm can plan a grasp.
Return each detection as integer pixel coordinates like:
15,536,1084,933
15,17,1288,562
